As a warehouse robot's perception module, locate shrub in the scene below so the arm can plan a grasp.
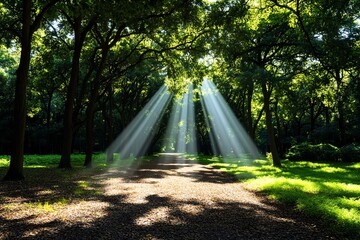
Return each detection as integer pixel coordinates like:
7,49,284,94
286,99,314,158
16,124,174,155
286,142,340,162
340,144,360,162
286,142,313,161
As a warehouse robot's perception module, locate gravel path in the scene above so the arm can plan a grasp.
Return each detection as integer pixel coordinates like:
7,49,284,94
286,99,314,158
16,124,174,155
1,155,338,239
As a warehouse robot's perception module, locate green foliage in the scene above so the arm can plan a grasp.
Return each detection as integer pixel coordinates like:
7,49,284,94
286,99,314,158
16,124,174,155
200,155,360,239
287,143,360,163
286,142,340,162
341,143,360,163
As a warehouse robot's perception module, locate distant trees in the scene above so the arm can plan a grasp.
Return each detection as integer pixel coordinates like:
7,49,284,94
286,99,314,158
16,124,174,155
0,0,359,178
2,0,205,174
203,0,359,166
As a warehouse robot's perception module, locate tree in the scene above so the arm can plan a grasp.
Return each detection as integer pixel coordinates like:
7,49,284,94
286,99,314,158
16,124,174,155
269,0,360,145
2,0,59,180
207,1,301,166
58,0,98,168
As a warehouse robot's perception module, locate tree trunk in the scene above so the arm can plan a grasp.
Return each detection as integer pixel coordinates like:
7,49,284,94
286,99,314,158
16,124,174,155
84,97,96,168
246,82,254,139
4,0,32,181
46,90,53,128
59,17,83,169
274,99,284,158
104,86,114,163
309,100,315,132
84,48,109,167
338,100,346,145
262,83,281,167
335,70,346,145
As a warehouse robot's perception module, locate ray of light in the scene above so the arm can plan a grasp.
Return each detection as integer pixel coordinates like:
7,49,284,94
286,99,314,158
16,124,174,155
106,85,172,162
200,79,261,160
162,84,197,156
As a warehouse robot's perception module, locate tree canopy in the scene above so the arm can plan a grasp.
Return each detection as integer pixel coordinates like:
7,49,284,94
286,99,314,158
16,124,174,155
1,0,359,179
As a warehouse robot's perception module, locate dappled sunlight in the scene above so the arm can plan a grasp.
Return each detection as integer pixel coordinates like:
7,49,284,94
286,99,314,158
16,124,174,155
197,155,360,236
320,182,360,196
0,156,9,167
314,166,349,173
1,155,344,239
178,203,204,216
349,162,360,169
135,206,186,226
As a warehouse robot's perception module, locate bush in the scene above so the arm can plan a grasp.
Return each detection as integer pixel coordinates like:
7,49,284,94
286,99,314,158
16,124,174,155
286,142,313,161
286,142,340,162
340,144,360,162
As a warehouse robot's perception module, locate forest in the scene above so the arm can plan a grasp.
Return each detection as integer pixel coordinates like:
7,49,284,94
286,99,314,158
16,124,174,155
0,0,359,180
1,1,360,239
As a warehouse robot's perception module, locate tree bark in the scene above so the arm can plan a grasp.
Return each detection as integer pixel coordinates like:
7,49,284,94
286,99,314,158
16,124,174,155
262,83,281,167
335,70,346,146
3,0,32,181
104,86,114,163
59,17,83,169
246,81,254,139
84,97,96,168
84,47,109,167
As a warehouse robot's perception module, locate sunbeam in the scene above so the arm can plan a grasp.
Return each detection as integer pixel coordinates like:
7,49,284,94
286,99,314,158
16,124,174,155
162,84,197,155
106,85,172,162
200,79,261,161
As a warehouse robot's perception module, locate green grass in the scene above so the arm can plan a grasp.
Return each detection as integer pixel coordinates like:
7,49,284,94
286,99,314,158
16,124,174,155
23,198,70,212
197,155,360,238
0,153,108,168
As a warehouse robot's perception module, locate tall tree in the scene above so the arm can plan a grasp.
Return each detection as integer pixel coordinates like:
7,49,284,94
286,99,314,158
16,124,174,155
269,0,360,145
58,1,98,168
2,0,59,180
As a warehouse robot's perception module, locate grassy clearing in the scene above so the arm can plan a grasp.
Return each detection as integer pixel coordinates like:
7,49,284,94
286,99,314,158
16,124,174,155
197,155,360,238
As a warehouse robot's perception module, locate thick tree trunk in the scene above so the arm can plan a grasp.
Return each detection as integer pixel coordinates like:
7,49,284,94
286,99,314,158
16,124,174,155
59,18,82,169
4,0,32,181
262,83,281,167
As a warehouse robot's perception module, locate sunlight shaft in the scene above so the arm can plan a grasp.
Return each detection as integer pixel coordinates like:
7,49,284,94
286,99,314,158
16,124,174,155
163,84,197,155
200,79,260,160
106,85,172,161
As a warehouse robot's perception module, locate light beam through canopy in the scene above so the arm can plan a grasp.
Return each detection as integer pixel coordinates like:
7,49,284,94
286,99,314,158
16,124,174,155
162,84,197,154
200,79,261,160
106,85,172,161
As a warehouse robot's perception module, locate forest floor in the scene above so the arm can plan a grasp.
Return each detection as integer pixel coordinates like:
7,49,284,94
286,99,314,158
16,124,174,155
0,155,342,240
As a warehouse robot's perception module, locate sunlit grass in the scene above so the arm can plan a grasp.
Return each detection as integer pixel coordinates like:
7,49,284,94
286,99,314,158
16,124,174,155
198,155,360,238
23,198,71,212
0,153,107,168
0,156,10,167
73,180,102,196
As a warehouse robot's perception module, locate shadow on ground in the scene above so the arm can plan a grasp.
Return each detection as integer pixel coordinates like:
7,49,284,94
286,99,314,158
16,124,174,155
0,156,339,240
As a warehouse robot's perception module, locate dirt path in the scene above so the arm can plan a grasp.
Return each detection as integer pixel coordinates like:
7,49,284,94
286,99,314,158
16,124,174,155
1,156,338,239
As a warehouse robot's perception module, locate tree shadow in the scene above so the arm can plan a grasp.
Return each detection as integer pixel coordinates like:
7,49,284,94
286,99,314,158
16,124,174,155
6,192,338,240
0,157,342,239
